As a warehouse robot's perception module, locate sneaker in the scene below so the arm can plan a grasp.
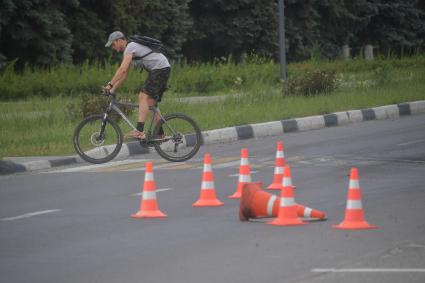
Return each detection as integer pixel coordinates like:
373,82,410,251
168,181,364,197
125,130,146,140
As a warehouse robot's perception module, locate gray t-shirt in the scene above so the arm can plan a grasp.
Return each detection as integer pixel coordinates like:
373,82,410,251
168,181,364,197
124,42,170,72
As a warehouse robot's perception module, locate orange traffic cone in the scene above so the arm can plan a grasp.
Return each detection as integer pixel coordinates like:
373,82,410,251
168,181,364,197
239,182,326,221
131,162,167,219
333,167,377,230
296,205,326,220
267,166,307,226
228,148,252,199
283,164,297,190
193,153,224,207
239,182,269,220
267,141,285,190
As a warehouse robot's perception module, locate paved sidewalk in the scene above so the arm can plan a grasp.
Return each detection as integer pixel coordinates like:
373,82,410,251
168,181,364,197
1,100,424,175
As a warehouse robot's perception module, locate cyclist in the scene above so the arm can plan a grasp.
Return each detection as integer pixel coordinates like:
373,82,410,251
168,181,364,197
103,31,171,139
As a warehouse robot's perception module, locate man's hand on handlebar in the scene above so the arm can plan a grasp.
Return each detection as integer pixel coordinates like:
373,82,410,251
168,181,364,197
101,82,114,96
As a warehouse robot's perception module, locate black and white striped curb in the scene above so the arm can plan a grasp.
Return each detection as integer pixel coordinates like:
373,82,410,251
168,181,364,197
1,100,424,174
201,100,425,144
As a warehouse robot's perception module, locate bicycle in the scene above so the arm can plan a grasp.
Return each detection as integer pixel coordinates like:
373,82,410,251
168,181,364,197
73,92,202,164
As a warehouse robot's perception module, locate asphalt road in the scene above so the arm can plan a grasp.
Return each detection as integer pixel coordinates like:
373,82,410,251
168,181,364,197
1,114,425,283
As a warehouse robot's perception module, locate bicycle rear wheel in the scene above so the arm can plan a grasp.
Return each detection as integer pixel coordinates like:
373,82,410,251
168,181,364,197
153,113,202,162
73,114,123,164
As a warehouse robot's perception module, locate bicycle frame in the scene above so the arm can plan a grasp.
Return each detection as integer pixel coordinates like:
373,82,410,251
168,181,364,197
103,94,174,140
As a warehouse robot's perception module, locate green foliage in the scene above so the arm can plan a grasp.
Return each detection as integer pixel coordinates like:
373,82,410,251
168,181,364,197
0,60,115,99
185,0,278,62
2,54,425,101
373,65,392,86
355,0,425,56
312,0,375,59
0,55,280,99
283,69,338,96
166,56,280,96
1,0,425,66
0,0,74,66
67,3,109,63
137,0,192,60
65,93,134,121
0,0,192,65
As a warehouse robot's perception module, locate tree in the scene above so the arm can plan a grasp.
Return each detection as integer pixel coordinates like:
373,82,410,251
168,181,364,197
1,0,425,66
184,0,278,62
103,0,192,60
356,0,425,56
312,0,374,59
0,0,74,66
284,0,317,61
66,0,110,63
136,0,192,59
0,0,15,65
0,0,192,65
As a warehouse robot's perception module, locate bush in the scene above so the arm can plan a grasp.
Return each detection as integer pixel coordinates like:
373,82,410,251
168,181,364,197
373,65,392,86
65,93,134,121
282,69,338,96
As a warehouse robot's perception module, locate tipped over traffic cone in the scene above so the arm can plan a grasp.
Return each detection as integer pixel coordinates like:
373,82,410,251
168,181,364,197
267,166,306,226
296,204,326,220
193,153,224,207
132,162,167,219
267,141,285,190
333,167,376,230
239,182,326,221
228,148,252,199
240,182,277,221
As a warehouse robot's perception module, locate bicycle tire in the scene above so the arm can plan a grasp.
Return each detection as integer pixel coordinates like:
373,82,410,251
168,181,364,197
153,113,202,162
73,114,123,164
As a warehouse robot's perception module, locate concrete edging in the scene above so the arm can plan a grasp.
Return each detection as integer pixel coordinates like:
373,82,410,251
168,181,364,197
201,100,425,144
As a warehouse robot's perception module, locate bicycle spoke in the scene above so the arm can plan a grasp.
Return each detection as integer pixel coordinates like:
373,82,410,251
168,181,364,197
153,113,201,162
73,115,123,164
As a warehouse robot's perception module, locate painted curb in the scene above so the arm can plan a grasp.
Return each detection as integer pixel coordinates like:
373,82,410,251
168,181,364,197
201,100,425,144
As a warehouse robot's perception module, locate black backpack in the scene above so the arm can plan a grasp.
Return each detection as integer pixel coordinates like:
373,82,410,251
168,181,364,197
129,35,163,60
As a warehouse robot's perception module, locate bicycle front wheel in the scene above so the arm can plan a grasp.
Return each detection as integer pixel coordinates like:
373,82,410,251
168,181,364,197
153,113,202,162
73,114,123,164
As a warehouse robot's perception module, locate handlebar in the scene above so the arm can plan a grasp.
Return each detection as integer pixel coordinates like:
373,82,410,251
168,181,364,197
102,89,117,99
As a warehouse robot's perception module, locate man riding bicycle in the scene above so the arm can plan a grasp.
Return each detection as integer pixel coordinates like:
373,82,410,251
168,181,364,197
103,31,171,139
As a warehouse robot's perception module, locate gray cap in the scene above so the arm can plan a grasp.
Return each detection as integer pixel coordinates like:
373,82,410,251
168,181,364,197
105,31,125,47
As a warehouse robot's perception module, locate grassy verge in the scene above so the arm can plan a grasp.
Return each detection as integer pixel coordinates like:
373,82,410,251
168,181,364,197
173,67,425,130
1,57,424,158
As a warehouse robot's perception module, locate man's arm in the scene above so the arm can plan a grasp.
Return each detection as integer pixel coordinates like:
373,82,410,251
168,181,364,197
108,53,133,93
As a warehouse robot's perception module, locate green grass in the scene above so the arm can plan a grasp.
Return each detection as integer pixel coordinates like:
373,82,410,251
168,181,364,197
0,96,76,157
1,56,425,158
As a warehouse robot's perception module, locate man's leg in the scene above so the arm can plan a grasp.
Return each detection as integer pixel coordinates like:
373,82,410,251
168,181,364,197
136,91,162,134
137,92,151,124
133,68,169,138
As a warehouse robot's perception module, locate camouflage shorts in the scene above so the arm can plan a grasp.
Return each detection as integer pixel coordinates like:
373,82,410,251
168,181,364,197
142,67,171,103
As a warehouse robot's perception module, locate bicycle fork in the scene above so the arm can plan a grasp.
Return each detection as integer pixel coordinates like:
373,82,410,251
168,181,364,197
97,112,110,141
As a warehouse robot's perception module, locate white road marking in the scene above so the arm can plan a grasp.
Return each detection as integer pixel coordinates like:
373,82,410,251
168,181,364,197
228,170,259,177
125,162,185,172
258,156,274,162
312,268,425,273
214,160,241,169
397,139,425,146
47,159,149,173
1,209,61,221
132,188,173,196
